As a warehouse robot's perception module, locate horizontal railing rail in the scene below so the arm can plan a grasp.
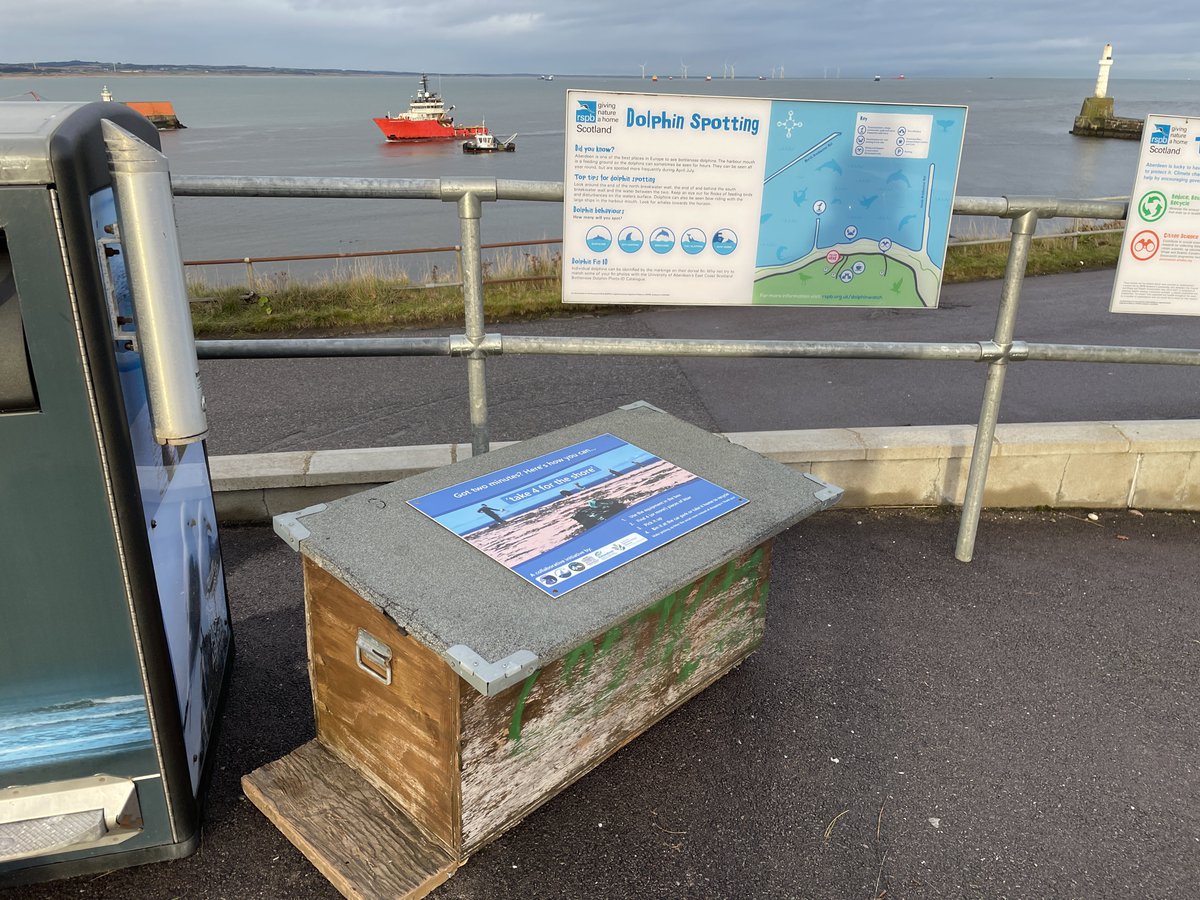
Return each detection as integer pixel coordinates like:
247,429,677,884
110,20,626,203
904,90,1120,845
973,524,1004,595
175,189,1113,285
183,227,1120,284
174,175,1196,562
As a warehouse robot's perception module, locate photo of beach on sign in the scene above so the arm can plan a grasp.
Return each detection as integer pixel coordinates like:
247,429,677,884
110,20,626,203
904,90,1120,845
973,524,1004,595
464,456,693,567
407,434,747,596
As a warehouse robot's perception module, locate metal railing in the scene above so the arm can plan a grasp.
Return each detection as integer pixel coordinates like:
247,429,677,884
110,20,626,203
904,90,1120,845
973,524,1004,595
180,221,1118,287
175,175,1200,562
183,237,564,290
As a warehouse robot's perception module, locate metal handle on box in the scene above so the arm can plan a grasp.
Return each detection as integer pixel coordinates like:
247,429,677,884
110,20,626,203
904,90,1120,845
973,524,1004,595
355,629,393,685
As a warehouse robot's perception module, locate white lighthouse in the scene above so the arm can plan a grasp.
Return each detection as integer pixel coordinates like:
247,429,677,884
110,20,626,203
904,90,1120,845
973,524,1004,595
1093,43,1114,99
1071,43,1142,139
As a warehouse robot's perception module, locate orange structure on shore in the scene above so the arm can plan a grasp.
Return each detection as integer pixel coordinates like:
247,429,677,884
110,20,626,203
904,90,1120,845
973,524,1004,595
124,101,185,129
99,86,185,129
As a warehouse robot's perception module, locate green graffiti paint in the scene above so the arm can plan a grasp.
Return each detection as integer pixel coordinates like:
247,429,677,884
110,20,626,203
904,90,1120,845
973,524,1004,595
598,625,623,656
717,546,765,605
561,642,596,687
503,546,770,744
507,669,541,743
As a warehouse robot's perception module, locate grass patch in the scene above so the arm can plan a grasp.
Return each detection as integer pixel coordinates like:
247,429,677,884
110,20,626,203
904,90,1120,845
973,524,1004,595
189,229,1124,337
189,250,611,337
944,227,1122,283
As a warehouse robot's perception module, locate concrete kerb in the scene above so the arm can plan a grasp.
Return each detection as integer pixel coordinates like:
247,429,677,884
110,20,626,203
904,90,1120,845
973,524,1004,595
209,420,1200,523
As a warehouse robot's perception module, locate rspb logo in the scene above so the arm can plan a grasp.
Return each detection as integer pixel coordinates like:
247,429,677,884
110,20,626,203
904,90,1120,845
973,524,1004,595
576,100,597,124
1150,124,1172,145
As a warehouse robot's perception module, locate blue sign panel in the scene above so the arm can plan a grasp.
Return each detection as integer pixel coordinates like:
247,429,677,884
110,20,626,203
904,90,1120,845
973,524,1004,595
409,435,748,596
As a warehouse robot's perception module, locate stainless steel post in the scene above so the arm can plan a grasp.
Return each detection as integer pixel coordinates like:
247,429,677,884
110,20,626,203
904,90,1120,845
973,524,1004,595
103,120,209,445
955,209,1038,562
458,192,490,455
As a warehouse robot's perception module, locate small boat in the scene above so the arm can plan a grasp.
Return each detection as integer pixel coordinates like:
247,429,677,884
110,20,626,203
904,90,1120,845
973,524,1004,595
873,75,881,82
463,130,517,153
373,73,486,142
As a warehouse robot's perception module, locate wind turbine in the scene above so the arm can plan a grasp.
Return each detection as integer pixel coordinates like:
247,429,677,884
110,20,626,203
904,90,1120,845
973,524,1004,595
639,63,646,79
680,61,689,80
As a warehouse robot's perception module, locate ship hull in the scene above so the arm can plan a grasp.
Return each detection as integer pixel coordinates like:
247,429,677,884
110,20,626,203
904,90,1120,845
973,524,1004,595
372,118,487,142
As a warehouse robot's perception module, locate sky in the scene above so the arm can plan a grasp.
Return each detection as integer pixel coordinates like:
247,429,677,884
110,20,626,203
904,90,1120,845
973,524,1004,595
4,1,1198,79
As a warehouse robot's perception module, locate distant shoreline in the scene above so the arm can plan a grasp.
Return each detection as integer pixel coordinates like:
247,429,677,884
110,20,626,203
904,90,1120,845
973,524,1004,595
1,70,409,79
0,67,591,79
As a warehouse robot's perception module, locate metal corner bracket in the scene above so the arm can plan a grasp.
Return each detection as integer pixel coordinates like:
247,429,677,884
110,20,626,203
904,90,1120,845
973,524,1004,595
619,400,668,414
803,473,845,507
445,645,540,697
272,503,329,551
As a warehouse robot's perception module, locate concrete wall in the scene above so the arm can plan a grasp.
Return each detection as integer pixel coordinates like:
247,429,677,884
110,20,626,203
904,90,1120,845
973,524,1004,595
210,420,1200,523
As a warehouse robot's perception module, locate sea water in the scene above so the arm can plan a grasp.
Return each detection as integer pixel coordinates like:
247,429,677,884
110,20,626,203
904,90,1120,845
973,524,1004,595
4,73,1199,281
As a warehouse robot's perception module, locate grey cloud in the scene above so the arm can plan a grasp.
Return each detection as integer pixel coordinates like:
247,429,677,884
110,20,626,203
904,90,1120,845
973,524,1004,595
5,0,1200,77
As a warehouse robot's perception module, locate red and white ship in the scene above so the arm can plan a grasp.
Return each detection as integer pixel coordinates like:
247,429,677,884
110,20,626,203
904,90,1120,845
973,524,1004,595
372,74,487,142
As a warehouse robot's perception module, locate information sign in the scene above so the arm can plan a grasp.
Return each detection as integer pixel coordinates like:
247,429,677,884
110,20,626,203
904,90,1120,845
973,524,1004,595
564,90,966,308
1111,114,1200,316
408,434,747,597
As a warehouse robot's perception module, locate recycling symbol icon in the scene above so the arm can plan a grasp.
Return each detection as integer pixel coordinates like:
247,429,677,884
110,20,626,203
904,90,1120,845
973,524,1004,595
1138,190,1167,222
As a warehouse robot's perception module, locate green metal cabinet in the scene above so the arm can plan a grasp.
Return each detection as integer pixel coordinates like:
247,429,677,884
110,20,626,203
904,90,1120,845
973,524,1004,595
0,102,231,883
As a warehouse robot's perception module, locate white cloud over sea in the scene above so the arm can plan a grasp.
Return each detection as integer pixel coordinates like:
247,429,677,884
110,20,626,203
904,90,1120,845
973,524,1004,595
5,0,1199,78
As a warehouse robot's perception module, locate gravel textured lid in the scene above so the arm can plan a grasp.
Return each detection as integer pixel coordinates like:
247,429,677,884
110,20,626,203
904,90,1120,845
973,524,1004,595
282,404,841,694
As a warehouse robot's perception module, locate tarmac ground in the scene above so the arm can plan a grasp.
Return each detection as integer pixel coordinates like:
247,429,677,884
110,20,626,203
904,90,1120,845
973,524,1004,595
8,506,1198,900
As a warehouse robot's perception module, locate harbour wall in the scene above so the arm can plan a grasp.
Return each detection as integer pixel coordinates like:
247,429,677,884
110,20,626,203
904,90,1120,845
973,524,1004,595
210,419,1200,522
1071,96,1142,140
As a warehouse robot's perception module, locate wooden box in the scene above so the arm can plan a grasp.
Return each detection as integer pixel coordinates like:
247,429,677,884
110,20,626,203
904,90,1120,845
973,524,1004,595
244,405,840,898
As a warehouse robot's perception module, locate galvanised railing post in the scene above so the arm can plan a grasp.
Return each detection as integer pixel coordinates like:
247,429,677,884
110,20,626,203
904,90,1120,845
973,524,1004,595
458,191,490,456
955,208,1039,562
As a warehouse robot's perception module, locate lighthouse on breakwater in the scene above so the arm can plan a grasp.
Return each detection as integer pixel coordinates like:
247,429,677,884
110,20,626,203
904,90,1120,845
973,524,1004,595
1070,43,1143,140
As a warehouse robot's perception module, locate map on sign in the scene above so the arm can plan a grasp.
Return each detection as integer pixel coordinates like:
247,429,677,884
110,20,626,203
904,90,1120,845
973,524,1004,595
754,103,966,307
563,91,966,309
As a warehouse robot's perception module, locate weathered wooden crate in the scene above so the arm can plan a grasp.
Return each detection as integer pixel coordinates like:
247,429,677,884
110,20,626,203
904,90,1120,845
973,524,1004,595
244,405,840,899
